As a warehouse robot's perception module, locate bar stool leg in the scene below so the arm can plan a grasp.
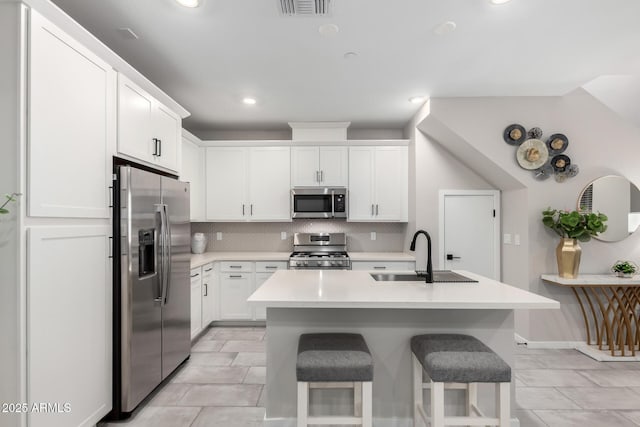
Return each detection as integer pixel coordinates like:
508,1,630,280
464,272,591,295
412,354,424,427
466,382,478,416
362,381,373,427
297,381,308,427
354,382,362,417
430,380,444,427
496,382,510,426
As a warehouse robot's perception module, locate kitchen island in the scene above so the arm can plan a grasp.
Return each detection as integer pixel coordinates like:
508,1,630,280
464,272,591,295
248,269,559,427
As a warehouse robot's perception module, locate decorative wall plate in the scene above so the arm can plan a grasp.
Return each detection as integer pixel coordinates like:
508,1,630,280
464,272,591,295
516,139,549,170
546,133,569,155
503,124,527,145
551,154,571,172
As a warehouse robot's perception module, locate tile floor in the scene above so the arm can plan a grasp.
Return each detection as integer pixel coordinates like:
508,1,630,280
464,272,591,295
101,326,640,427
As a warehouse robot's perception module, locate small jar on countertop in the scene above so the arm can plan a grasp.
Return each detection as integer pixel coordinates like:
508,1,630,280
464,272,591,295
191,233,207,254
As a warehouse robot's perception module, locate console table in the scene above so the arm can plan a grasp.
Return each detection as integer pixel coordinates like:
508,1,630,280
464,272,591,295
542,274,640,357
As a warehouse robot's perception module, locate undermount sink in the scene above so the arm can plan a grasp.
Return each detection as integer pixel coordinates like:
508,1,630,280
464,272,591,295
370,271,478,283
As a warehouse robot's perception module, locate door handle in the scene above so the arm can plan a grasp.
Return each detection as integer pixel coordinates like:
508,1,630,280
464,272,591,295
376,204,379,215
446,254,461,260
242,204,245,216
229,274,243,278
158,139,162,157
320,170,323,182
371,204,374,216
204,283,208,296
316,171,320,183
250,204,253,216
190,273,199,278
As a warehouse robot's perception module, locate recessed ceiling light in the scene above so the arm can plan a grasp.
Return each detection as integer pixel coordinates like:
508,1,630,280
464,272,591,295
343,52,358,60
318,24,339,37
433,21,457,36
175,0,200,8
490,0,512,4
243,97,257,105
409,96,426,104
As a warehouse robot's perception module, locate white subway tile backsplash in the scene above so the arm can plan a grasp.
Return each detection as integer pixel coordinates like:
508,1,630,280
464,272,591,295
191,220,407,252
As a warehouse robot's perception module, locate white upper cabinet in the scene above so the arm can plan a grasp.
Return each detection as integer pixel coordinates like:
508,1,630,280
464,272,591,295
248,147,291,221
28,10,115,218
205,147,248,221
117,73,181,172
348,146,408,222
291,146,348,187
206,146,291,222
181,135,205,221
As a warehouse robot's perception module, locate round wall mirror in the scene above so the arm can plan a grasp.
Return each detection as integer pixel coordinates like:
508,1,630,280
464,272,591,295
577,175,640,242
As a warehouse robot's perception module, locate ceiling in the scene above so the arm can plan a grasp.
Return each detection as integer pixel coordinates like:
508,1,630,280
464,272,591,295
50,0,640,135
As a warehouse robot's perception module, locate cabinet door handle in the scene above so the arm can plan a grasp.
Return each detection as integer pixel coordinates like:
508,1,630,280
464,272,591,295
204,283,208,296
204,267,213,272
242,204,245,216
152,138,158,156
229,274,242,278
229,265,242,268
190,273,200,278
371,204,374,216
373,266,387,269
320,170,323,182
376,204,379,215
250,204,253,216
265,266,278,269
158,139,162,157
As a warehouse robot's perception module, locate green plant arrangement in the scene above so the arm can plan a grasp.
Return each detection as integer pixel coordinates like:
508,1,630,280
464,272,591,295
0,193,21,215
611,260,637,277
541,208,608,241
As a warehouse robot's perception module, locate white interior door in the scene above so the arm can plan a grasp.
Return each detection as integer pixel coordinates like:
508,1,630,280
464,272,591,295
439,190,500,280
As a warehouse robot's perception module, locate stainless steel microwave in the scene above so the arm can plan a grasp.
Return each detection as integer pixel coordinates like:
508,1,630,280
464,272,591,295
291,187,347,219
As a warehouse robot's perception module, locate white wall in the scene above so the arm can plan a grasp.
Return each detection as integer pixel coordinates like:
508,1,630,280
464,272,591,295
418,89,640,341
404,100,495,272
0,4,23,426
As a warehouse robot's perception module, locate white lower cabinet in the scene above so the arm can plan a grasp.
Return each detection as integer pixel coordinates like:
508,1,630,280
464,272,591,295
216,260,287,321
351,261,416,271
219,272,254,320
190,268,203,339
201,263,217,326
27,225,111,427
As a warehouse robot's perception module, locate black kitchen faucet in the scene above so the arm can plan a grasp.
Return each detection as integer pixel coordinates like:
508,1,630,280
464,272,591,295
409,230,433,283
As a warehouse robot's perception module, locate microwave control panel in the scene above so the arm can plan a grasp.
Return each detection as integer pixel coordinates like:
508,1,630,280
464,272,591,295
334,194,346,213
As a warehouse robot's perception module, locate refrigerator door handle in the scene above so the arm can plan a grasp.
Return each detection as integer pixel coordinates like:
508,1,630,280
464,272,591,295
154,205,164,302
161,204,172,305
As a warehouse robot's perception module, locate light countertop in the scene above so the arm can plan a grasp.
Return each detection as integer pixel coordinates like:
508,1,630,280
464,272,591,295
190,252,291,268
190,251,414,269
248,269,560,310
349,252,415,262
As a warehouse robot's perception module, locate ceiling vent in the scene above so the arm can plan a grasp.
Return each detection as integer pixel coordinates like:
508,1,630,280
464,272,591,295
279,0,332,16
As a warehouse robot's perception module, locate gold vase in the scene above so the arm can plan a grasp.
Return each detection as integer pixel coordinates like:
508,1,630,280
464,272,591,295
556,238,581,278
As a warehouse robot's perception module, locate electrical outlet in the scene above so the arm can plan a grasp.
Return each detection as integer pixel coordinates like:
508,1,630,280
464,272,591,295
503,233,512,245
281,231,287,240
216,232,222,241
371,232,377,241
514,234,521,246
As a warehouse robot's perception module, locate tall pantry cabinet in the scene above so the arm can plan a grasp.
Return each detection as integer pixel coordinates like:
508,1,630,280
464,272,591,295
2,5,110,427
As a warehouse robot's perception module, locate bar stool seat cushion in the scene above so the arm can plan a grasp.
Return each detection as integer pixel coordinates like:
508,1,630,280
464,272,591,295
297,333,373,382
411,334,511,383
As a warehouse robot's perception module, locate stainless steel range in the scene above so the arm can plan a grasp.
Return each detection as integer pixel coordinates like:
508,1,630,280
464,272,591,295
289,232,351,270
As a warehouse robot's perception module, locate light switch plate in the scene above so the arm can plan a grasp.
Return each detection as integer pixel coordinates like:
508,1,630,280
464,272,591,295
503,233,512,244
371,231,377,241
216,232,222,241
281,231,287,240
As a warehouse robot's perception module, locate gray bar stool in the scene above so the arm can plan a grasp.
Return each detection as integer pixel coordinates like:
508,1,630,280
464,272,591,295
296,333,373,427
411,334,511,427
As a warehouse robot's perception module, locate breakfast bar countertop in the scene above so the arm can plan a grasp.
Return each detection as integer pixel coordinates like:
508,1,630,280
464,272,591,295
249,269,559,310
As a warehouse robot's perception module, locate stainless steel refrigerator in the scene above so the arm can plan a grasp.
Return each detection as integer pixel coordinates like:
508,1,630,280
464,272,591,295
111,165,191,418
